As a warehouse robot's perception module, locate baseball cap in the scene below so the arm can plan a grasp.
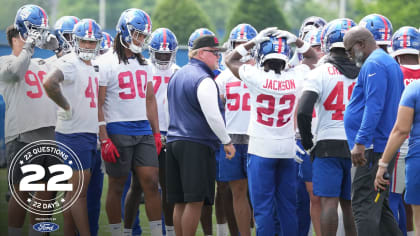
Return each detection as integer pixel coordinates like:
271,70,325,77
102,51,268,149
192,35,227,52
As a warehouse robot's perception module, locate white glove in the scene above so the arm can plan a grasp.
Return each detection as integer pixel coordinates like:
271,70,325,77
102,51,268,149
274,30,297,44
57,107,72,121
25,29,41,50
251,27,278,44
39,33,59,51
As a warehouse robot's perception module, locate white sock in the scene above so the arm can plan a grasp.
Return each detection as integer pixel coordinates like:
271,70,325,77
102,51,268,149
8,227,22,236
123,228,132,236
109,223,122,236
150,220,163,236
407,231,415,236
166,225,175,236
216,223,228,236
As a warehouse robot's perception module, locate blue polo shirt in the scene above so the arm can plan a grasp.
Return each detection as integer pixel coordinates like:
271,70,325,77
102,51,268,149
344,49,404,152
400,80,420,159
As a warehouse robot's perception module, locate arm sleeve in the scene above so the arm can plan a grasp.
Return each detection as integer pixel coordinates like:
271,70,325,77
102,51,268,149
297,91,319,150
215,72,226,96
0,48,32,83
197,78,231,144
355,63,387,146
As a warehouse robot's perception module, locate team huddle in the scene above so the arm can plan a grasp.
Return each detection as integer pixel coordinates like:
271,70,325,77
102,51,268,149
2,3,420,236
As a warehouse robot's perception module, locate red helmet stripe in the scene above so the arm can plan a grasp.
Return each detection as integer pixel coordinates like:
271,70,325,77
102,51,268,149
106,34,111,48
403,28,408,48
378,15,389,40
39,7,47,26
278,37,282,54
163,29,167,49
240,24,245,39
88,20,93,37
73,17,79,24
145,12,151,33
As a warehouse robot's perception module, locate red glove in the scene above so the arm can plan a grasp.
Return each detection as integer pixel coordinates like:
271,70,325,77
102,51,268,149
100,138,120,163
154,133,162,155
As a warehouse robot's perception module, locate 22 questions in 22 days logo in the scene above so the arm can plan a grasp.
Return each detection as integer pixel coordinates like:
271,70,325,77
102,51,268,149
8,140,84,233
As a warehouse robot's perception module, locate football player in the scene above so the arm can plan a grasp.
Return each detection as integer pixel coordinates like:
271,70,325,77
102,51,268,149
1,4,58,236
225,27,318,235
297,18,358,236
43,18,102,235
387,26,420,236
95,8,163,236
54,15,80,57
215,23,257,236
148,27,180,236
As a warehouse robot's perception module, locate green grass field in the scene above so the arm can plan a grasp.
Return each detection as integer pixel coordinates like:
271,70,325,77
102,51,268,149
0,168,221,235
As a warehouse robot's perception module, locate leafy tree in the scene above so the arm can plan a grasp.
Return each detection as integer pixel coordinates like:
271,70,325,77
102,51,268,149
225,0,289,40
0,0,52,30
196,0,239,37
152,0,215,45
348,0,420,31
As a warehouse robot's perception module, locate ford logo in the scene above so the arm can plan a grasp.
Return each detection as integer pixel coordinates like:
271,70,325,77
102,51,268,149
33,222,59,232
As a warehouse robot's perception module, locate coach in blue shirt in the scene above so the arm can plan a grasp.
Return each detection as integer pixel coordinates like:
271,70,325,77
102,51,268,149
166,35,235,236
343,26,404,236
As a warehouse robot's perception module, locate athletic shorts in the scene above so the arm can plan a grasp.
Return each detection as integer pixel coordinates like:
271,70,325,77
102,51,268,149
405,157,420,205
312,156,352,200
216,144,248,182
7,139,61,184
105,134,158,178
296,140,312,182
56,132,97,170
166,140,216,205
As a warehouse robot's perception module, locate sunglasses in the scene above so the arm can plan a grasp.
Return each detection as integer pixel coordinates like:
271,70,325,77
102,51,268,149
203,49,221,57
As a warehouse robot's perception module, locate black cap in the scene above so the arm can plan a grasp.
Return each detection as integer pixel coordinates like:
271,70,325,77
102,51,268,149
192,35,227,52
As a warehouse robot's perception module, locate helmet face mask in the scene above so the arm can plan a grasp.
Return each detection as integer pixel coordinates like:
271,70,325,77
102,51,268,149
73,19,102,61
149,28,178,70
54,16,80,54
117,9,152,54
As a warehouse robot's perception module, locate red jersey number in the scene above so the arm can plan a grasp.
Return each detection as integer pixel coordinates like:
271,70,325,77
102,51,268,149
323,81,356,120
25,70,46,99
118,70,148,99
256,94,296,127
85,77,99,108
226,82,250,111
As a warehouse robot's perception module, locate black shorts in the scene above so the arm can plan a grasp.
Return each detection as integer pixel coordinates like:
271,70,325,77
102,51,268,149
105,134,158,178
166,140,216,205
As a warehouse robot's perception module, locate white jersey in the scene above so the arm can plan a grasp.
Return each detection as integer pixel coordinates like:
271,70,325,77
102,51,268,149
238,64,309,158
0,55,56,142
151,63,179,132
303,63,357,141
96,51,153,123
216,69,251,135
54,52,99,134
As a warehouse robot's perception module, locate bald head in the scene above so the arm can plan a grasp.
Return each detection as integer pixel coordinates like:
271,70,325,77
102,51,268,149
344,26,376,51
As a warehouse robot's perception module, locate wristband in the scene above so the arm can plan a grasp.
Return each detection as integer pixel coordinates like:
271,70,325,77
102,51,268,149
378,160,389,168
98,121,106,126
235,44,249,57
296,41,311,54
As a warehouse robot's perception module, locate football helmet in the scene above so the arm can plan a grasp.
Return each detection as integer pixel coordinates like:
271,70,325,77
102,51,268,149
304,27,323,46
54,16,80,53
228,23,257,49
73,18,102,61
187,28,215,50
148,28,178,70
323,18,356,53
391,26,420,57
299,16,327,39
14,4,49,47
257,35,291,67
116,8,152,53
359,14,393,45
100,32,114,54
